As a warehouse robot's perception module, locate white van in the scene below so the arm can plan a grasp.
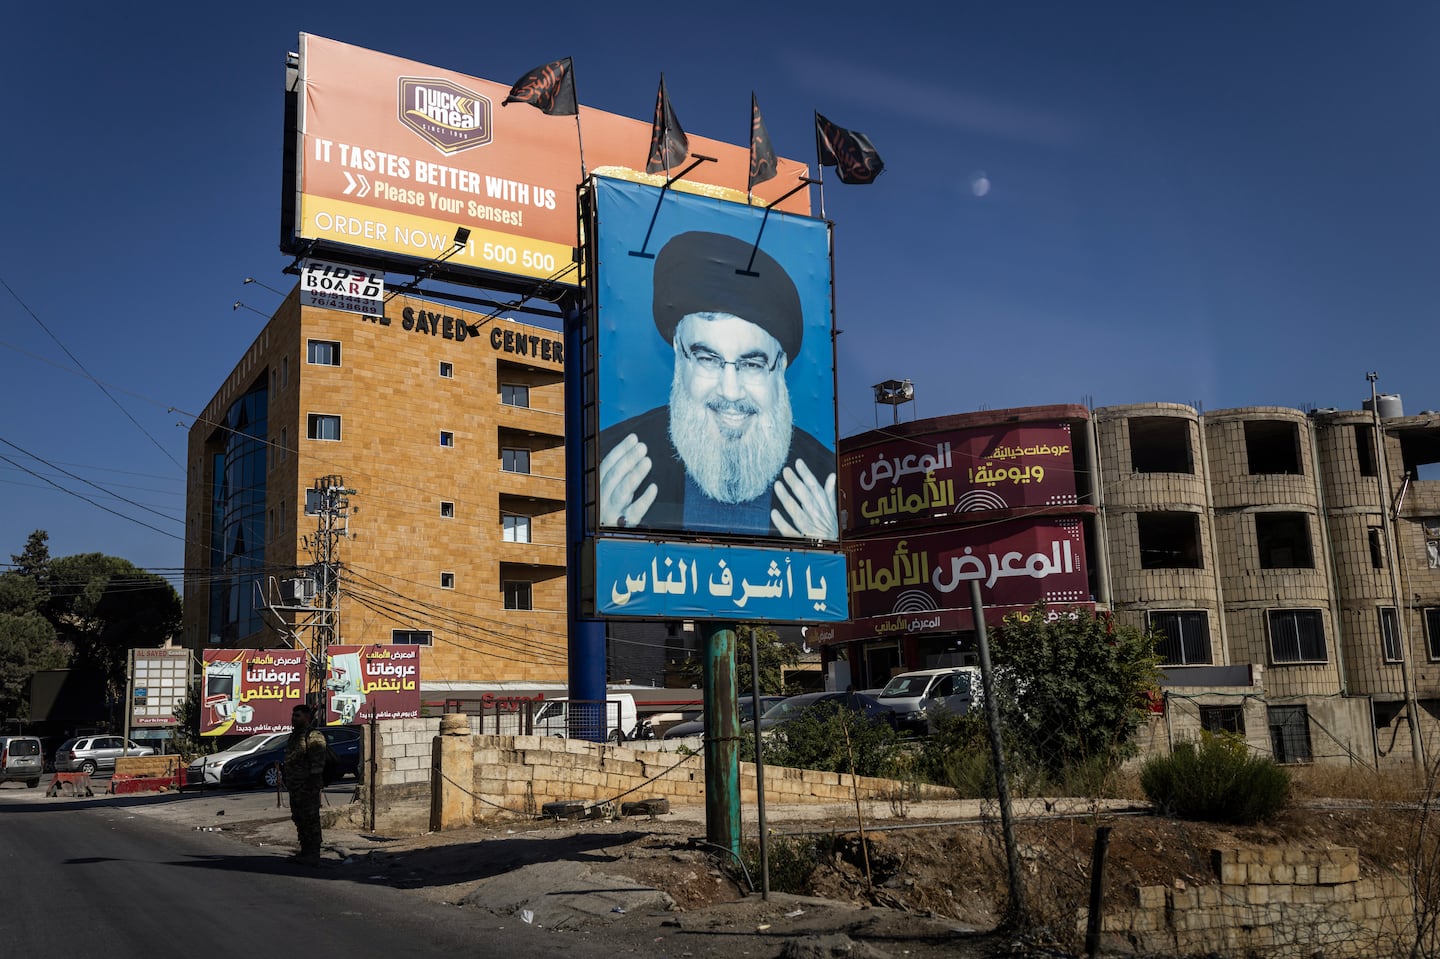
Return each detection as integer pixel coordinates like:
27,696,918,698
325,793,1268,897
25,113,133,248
0,735,44,787
875,667,980,734
532,693,639,743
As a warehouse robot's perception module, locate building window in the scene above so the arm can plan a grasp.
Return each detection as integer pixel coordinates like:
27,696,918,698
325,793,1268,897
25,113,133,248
502,448,531,474
1148,610,1212,665
1267,609,1327,664
1199,705,1245,736
281,355,289,388
307,339,341,366
1138,512,1203,569
1129,417,1193,473
503,514,532,543
278,426,287,462
440,501,455,518
440,431,455,448
439,361,454,378
1244,420,1302,475
1380,606,1403,662
392,629,432,646
1355,424,1377,477
504,581,533,610
440,572,455,590
1267,705,1312,763
501,383,530,408
1424,608,1440,660
1255,512,1313,569
1368,527,1386,569
307,414,341,441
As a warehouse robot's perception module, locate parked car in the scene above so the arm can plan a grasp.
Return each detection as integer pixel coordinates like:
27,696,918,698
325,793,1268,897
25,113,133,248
746,691,897,733
53,735,155,774
219,725,362,788
874,667,981,734
661,696,787,740
0,735,44,787
186,732,289,785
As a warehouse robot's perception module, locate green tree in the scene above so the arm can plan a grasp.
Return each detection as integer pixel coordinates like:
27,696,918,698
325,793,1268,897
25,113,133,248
41,553,182,706
677,624,801,695
11,530,51,580
0,532,67,719
990,606,1161,783
0,610,68,719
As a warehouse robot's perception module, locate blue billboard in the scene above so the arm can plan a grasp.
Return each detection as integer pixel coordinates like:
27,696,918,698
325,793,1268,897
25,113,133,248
594,538,847,622
591,175,837,543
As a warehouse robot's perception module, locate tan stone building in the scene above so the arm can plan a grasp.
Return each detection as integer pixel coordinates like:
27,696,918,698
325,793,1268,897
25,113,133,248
831,399,1440,768
183,288,570,689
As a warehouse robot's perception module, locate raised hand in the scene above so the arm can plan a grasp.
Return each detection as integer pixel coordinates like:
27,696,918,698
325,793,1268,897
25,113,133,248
599,433,658,528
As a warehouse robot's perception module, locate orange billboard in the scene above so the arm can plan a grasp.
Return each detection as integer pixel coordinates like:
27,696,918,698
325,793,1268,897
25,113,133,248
283,35,812,289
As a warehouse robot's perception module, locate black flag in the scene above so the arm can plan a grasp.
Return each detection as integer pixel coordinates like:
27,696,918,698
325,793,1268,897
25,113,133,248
646,75,689,174
815,113,884,185
748,93,778,192
502,58,577,116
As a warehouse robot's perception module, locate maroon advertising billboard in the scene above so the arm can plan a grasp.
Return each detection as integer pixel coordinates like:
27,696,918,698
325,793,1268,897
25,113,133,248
844,517,1093,640
324,645,421,723
201,649,307,736
839,423,1077,536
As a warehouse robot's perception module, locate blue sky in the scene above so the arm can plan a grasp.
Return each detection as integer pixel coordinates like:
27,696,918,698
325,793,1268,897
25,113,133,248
3,2,1437,576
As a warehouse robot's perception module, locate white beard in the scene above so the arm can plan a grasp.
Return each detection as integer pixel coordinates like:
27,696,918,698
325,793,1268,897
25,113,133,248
668,366,794,504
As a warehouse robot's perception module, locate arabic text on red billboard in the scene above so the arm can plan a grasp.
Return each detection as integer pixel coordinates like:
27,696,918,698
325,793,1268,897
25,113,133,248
847,517,1090,623
840,424,1077,535
324,645,420,723
201,649,306,736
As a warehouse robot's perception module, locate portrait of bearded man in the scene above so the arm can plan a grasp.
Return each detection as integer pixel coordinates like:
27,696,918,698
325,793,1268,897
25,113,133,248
598,230,837,540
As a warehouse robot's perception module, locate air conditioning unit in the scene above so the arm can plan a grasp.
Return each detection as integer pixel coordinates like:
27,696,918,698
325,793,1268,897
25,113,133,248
281,578,317,607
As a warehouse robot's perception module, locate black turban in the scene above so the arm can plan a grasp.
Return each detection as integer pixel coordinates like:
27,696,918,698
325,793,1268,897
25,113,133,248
652,231,803,361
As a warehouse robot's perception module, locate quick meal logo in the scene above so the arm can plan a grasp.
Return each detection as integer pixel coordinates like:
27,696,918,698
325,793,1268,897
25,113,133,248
397,77,492,155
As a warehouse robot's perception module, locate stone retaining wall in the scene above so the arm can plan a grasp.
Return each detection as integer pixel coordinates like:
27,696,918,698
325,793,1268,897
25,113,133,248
1098,845,1414,958
359,717,953,834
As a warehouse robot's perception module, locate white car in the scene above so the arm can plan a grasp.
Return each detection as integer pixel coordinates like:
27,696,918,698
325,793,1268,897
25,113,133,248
186,732,288,785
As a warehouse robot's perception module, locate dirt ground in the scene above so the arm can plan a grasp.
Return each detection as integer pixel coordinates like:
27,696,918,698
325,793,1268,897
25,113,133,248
224,798,1418,958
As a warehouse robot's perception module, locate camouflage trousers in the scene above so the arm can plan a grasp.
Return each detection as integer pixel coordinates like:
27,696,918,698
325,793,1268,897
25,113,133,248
289,781,323,856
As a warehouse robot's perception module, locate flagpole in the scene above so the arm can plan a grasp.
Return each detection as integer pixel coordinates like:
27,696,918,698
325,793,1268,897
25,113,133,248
570,60,586,180
574,113,587,179
813,111,828,219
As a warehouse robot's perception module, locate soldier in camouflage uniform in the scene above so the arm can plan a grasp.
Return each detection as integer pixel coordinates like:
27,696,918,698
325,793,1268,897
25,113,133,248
284,703,328,865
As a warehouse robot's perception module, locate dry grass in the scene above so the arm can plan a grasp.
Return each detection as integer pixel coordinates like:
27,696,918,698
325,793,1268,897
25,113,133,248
1287,763,1426,804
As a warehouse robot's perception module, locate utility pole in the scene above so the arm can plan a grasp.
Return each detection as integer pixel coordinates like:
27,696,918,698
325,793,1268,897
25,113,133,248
303,475,355,715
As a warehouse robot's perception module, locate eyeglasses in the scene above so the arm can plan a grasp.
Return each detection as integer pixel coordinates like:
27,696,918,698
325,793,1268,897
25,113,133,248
678,342,781,383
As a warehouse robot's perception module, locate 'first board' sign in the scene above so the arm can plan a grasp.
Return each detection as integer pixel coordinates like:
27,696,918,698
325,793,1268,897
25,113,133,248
299,258,385,316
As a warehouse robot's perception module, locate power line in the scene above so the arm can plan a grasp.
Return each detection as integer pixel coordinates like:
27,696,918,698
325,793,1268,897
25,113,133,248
1,275,182,469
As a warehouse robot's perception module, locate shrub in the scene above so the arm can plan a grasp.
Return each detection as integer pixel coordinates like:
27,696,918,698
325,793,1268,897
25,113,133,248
762,706,898,778
1140,732,1290,824
740,835,821,894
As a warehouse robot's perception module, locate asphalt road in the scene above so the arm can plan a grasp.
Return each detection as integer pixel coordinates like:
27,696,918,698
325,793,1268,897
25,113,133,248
0,777,652,958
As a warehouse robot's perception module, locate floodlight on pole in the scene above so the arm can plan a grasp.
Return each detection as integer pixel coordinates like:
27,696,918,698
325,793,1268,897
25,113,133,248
243,276,287,297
